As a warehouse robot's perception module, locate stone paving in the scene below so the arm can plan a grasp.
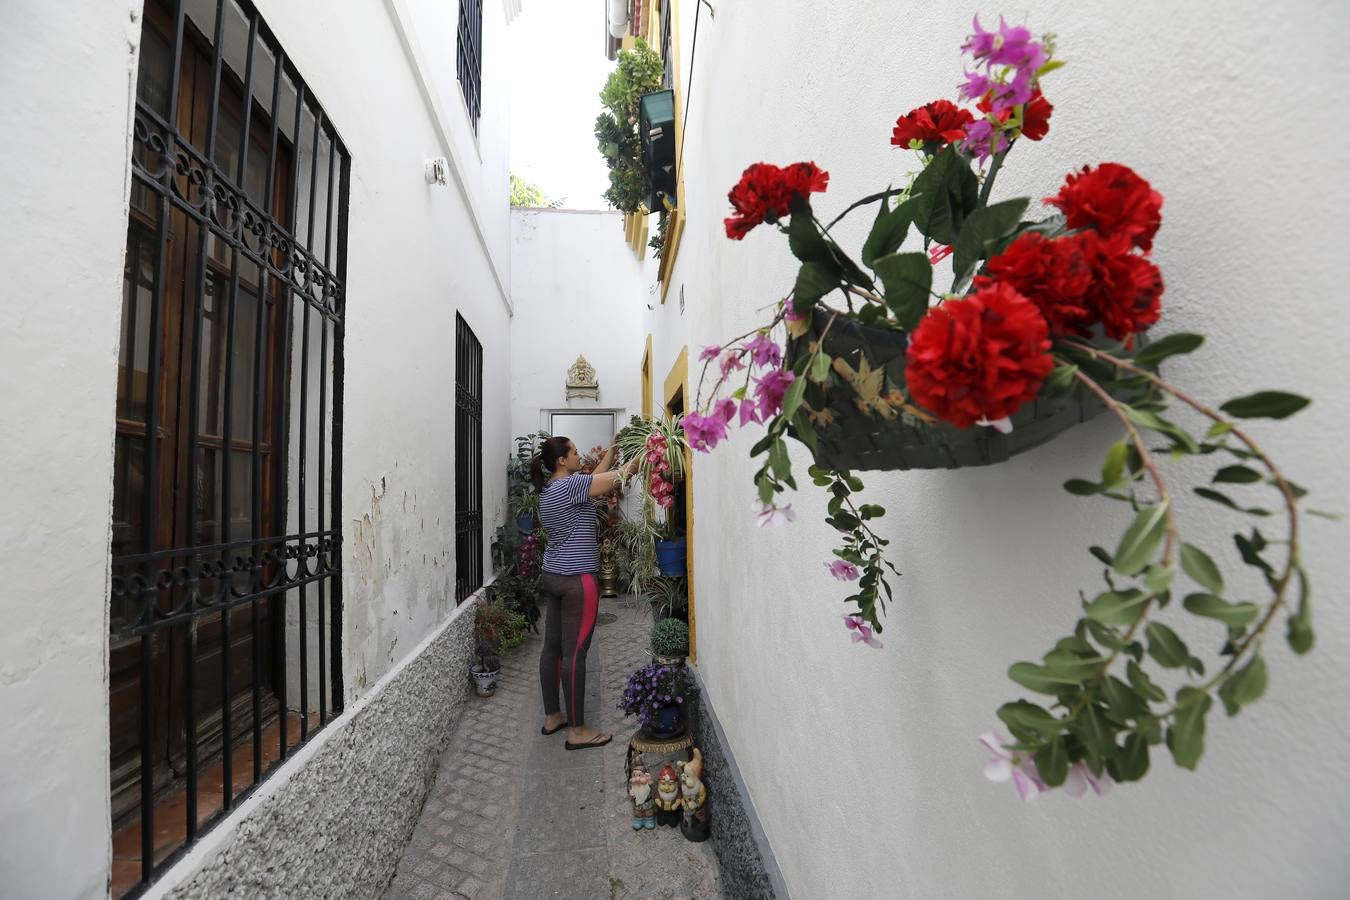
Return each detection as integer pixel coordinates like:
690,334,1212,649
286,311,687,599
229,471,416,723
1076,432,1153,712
385,596,722,900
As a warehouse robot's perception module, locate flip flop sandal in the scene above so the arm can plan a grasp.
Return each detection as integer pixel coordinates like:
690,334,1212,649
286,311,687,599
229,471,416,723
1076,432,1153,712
565,734,613,751
541,721,569,736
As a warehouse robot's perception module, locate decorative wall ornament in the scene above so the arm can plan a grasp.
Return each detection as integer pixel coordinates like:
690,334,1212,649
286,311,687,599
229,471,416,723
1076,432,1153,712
565,354,600,400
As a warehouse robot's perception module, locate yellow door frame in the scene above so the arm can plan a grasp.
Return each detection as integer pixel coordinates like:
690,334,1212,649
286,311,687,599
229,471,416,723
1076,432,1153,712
662,346,694,661
641,335,654,419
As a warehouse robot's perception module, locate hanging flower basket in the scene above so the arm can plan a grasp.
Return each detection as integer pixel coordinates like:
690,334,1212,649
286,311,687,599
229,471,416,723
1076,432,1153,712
786,307,1106,471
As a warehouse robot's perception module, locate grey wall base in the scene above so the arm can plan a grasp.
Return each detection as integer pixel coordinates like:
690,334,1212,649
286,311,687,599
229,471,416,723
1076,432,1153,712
691,670,789,900
164,607,477,899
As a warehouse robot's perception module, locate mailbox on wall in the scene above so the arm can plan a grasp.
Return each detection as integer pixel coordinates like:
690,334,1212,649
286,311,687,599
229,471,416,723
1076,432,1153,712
638,89,677,213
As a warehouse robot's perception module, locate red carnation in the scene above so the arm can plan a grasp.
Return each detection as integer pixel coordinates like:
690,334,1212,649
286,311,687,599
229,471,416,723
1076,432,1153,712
891,100,975,149
904,283,1054,428
724,161,830,240
977,88,1053,141
1072,231,1164,342
1047,163,1163,252
977,232,1094,336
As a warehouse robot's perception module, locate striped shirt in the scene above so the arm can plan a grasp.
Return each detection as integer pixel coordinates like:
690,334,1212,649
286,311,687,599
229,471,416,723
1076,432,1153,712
539,474,598,575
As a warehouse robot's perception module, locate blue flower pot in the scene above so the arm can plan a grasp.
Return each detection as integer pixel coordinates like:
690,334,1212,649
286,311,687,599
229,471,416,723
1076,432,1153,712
654,539,686,577
649,704,685,739
516,513,535,534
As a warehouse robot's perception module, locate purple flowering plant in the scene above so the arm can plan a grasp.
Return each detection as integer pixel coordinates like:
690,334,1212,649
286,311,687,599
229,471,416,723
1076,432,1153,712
618,662,699,732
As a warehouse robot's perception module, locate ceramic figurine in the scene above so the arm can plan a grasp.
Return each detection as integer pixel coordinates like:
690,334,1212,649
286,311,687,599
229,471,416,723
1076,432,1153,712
629,768,656,831
677,748,710,842
655,763,682,827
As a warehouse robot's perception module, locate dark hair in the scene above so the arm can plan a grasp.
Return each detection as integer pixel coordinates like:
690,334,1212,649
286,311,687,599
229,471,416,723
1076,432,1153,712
530,436,572,490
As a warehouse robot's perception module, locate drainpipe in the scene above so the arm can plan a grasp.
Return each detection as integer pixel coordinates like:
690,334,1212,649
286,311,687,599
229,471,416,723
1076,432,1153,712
608,0,629,38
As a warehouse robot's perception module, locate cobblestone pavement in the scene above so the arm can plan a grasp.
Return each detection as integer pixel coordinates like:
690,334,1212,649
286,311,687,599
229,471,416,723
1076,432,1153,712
385,597,721,900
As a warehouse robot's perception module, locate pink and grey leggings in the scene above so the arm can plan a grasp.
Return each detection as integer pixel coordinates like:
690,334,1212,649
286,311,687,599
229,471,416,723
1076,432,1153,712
538,571,600,726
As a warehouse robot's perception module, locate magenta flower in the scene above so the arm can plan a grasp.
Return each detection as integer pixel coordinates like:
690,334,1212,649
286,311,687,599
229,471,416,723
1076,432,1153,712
680,411,729,452
827,560,861,581
960,118,1009,165
713,397,738,424
755,501,796,527
699,344,722,363
1063,761,1114,798
720,353,747,377
737,399,761,427
754,369,795,419
979,731,1046,800
958,69,993,102
743,333,784,369
843,614,883,648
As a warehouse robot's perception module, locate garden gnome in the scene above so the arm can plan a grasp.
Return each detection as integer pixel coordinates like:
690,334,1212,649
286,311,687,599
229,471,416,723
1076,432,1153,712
677,748,711,842
655,763,682,827
629,768,656,831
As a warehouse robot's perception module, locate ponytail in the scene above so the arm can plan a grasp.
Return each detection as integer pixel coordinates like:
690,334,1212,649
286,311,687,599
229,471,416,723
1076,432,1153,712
530,436,571,490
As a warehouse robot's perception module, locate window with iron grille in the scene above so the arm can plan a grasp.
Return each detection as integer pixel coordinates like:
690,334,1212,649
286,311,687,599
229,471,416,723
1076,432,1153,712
110,1,347,895
456,314,485,601
456,0,484,131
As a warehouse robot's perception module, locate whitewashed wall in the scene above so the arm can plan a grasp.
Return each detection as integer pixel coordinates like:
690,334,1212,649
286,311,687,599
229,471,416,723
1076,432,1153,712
658,1,1350,897
509,208,649,452
0,0,514,893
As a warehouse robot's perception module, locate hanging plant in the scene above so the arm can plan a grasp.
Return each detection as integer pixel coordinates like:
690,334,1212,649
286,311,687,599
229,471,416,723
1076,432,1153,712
684,14,1328,793
594,39,665,213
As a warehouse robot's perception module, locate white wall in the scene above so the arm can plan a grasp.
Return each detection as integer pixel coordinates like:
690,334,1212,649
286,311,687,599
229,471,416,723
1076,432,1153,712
0,0,513,892
661,1,1350,897
509,208,649,451
0,3,140,896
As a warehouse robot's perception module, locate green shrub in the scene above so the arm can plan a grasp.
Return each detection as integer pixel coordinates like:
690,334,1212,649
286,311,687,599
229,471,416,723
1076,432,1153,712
650,617,689,658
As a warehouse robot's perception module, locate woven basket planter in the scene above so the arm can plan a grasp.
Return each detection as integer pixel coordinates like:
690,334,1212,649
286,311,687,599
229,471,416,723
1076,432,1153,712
786,308,1105,472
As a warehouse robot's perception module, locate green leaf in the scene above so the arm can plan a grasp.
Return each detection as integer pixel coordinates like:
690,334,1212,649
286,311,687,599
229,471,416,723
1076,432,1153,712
1180,543,1225,595
1219,391,1311,420
951,197,1031,285
756,476,774,506
793,261,839,311
861,195,920,268
808,352,832,383
1074,705,1115,758
1218,654,1268,716
909,146,980,245
1145,622,1190,669
1195,487,1271,517
1101,441,1129,488
1167,687,1212,770
872,252,933,330
1127,660,1167,703
768,439,790,480
781,375,808,421
1287,566,1314,655
1131,332,1204,367
1088,545,1114,567
1085,589,1149,627
1112,500,1170,576
1102,675,1146,720
790,410,818,456
1063,478,1103,496
1124,407,1201,454
1182,593,1260,627
1214,465,1262,484
1114,732,1151,782
1042,649,1109,682
1143,563,1176,595
788,203,836,269
1008,662,1081,695
1046,363,1079,393
1035,736,1069,787
997,700,1061,737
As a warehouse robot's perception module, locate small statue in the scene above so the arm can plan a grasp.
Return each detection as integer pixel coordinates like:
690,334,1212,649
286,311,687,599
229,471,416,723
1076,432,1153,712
677,748,711,842
655,763,682,827
628,767,656,831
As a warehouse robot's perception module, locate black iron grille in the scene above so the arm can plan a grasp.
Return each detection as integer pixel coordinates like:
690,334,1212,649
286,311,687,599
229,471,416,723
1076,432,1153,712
456,0,484,130
110,0,348,894
455,313,484,602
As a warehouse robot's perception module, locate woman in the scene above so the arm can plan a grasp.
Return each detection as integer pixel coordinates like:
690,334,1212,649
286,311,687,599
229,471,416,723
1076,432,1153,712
530,436,638,750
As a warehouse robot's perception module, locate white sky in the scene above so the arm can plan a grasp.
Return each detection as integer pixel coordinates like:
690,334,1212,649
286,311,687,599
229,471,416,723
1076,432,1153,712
507,2,615,210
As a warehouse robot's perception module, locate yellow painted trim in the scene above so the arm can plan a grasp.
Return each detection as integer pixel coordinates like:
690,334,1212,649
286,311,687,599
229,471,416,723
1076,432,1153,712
662,346,695,663
641,335,654,418
620,34,636,51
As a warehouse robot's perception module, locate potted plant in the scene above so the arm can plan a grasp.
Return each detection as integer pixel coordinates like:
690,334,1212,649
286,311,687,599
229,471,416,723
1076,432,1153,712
679,14,1321,793
470,639,502,697
650,617,690,665
619,662,700,739
644,575,687,621
510,488,538,535
594,39,665,214
473,595,528,696
615,515,659,596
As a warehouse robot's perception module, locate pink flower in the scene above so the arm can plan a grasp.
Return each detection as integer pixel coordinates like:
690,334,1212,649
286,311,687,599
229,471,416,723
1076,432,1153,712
756,501,796,527
843,614,883,648
698,344,721,363
754,369,795,419
743,333,784,369
737,399,761,427
827,560,861,581
680,411,728,452
1063,760,1114,798
961,118,1010,165
720,353,747,378
713,397,738,424
979,731,1046,800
